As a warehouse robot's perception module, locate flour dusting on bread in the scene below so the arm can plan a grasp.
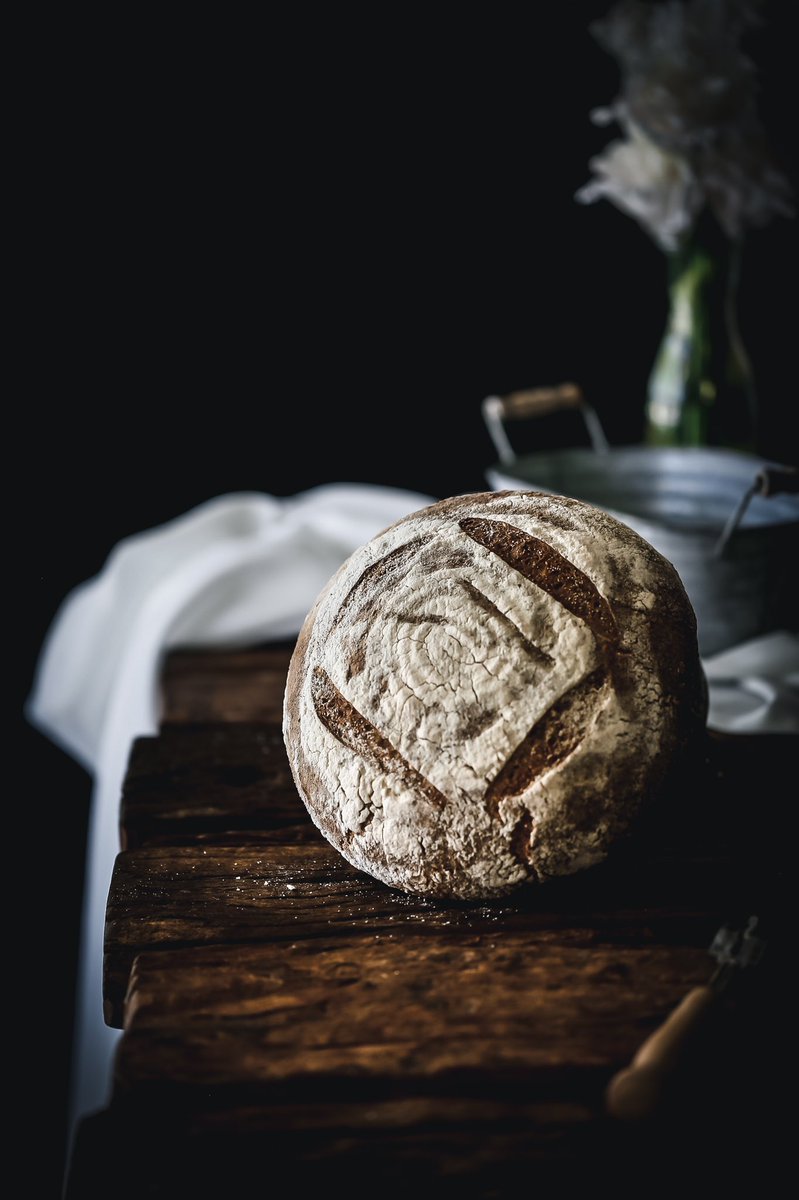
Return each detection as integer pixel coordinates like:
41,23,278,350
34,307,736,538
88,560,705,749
284,491,706,899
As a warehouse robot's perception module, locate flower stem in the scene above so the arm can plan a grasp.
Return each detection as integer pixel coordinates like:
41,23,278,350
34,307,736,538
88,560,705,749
644,219,757,451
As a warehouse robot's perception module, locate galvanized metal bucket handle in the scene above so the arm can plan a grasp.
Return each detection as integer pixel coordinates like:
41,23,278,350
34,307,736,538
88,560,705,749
715,464,799,557
481,382,798,558
481,383,609,465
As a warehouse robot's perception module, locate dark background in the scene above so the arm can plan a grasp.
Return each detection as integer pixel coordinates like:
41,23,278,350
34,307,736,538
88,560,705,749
23,3,796,1191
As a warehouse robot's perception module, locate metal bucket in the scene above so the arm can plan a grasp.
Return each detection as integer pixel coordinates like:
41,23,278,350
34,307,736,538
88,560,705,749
483,385,799,656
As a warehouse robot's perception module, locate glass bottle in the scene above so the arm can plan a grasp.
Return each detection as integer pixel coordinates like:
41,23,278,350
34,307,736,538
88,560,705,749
644,213,757,451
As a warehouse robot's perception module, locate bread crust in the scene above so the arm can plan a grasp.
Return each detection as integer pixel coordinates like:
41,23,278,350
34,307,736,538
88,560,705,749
283,491,706,899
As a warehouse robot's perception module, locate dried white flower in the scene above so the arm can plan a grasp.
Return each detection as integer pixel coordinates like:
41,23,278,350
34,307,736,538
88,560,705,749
577,111,703,250
578,0,793,248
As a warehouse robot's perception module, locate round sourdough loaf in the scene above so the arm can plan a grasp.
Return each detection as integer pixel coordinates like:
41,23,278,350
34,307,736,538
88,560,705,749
283,491,706,899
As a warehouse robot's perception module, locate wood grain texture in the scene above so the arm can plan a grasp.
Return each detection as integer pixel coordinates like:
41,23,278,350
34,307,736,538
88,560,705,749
160,643,295,724
116,934,709,1095
104,837,743,1028
81,643,795,1196
120,722,312,849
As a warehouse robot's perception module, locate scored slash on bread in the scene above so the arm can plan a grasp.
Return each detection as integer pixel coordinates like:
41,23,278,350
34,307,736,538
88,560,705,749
283,491,706,900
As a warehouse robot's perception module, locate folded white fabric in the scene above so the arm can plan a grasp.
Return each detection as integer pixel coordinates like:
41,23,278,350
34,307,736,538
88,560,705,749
27,484,433,1132
703,630,799,733
27,484,798,1136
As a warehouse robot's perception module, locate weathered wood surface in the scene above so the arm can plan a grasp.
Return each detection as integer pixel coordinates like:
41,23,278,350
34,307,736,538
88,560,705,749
120,723,309,849
117,934,710,1093
159,643,294,725
103,838,745,1028
89,643,792,1193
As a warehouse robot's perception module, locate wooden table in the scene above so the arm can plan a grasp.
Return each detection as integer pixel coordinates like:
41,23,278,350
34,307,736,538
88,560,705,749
67,644,791,1196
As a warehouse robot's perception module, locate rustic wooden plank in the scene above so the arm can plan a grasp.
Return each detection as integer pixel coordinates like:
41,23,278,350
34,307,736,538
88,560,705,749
94,638,793,1190
103,837,744,1028
67,1061,787,1197
115,933,709,1098
110,943,781,1186
120,722,315,849
160,643,295,724
66,1096,625,1196
121,719,796,853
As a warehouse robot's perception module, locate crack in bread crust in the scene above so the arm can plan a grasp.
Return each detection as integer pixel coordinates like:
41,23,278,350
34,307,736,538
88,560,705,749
459,517,618,644
311,666,448,811
319,525,613,824
484,666,609,816
456,578,553,667
333,536,431,628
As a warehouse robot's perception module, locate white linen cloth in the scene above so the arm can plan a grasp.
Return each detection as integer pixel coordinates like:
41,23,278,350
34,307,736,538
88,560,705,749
703,630,799,733
27,485,433,1134
27,485,798,1136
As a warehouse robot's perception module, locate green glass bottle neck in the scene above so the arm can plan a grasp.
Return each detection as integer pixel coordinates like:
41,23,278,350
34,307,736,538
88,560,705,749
645,216,756,452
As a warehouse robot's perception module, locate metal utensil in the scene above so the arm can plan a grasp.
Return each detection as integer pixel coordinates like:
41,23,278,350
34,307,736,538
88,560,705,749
605,916,766,1122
